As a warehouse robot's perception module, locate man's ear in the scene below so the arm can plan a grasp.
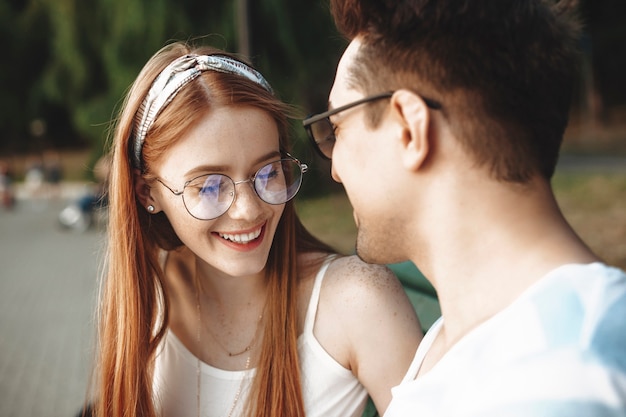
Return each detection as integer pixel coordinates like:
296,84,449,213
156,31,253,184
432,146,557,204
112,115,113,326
134,169,159,212
390,89,431,171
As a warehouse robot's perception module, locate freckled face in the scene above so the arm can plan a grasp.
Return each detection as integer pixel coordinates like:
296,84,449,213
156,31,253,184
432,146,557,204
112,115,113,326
151,106,285,278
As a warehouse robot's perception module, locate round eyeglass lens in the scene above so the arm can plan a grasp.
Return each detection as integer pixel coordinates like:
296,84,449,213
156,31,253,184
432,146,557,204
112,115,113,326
310,119,335,158
183,174,234,220
254,159,303,204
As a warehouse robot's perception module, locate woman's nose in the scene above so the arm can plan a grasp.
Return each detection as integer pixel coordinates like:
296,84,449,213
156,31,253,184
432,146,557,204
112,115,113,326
226,180,263,219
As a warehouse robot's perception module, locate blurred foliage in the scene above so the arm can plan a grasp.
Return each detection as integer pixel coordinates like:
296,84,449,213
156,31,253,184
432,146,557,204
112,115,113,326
580,0,626,108
0,0,624,192
0,0,343,152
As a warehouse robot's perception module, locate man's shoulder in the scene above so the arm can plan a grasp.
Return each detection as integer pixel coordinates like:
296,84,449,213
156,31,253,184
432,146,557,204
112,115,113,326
389,328,626,417
546,262,626,284
491,262,626,364
386,263,626,416
530,262,626,342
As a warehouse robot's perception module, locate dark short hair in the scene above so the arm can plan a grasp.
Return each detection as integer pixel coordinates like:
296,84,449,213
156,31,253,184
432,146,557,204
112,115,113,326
331,0,581,181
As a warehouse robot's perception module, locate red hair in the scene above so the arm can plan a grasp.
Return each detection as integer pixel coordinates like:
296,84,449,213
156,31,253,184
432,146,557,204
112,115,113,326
89,41,334,417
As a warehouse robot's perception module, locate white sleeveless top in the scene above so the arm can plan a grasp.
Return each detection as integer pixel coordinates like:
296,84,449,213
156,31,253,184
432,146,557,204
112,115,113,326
153,256,368,417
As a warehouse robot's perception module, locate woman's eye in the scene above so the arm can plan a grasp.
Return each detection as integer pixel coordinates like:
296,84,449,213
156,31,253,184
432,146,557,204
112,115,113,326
199,184,218,195
257,163,282,181
194,175,228,196
262,169,280,180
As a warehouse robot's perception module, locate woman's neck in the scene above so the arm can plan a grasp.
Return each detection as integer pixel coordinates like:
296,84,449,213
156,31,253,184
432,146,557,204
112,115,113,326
194,255,268,310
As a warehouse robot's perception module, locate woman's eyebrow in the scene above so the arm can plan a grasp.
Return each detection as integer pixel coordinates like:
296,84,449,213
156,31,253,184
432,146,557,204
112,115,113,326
182,150,282,178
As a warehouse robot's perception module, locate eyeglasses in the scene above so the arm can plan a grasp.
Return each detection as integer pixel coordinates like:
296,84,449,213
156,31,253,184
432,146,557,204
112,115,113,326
156,154,307,220
303,91,441,160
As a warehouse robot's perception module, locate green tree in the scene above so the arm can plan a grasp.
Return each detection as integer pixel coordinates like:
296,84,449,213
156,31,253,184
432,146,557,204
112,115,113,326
0,0,57,152
37,0,235,153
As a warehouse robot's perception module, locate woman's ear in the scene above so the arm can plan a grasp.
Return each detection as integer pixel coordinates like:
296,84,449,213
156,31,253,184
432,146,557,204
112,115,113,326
134,169,159,213
390,90,431,171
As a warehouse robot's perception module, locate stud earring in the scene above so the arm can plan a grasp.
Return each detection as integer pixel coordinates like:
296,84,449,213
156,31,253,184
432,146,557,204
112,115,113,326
147,205,155,213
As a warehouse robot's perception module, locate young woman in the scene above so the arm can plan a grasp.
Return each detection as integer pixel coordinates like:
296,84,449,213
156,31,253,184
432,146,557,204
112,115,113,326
88,41,422,417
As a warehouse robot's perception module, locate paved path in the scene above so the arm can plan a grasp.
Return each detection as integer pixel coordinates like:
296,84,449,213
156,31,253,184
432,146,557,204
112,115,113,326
0,198,104,417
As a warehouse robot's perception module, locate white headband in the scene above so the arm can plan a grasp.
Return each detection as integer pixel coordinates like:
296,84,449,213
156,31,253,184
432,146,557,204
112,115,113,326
132,54,273,169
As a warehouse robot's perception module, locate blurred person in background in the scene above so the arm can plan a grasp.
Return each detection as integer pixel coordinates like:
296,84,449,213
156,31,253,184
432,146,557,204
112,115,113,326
83,41,422,417
58,153,110,232
0,159,15,209
43,150,63,199
23,155,46,204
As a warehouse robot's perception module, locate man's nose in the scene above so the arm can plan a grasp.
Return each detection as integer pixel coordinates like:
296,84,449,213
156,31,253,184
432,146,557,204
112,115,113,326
331,162,343,184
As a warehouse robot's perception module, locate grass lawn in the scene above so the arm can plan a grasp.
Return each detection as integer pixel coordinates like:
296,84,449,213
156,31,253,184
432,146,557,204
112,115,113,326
297,171,626,271
552,172,626,270
295,192,358,254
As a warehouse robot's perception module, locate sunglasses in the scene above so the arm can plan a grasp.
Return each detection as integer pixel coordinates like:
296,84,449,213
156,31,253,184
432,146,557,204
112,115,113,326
302,91,441,159
156,154,307,220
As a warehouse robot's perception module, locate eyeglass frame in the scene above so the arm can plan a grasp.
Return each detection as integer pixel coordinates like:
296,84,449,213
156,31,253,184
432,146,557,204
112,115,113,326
302,91,442,160
154,153,307,220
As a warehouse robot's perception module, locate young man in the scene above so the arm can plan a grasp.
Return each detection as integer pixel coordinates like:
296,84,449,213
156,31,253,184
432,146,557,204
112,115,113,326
303,1,626,415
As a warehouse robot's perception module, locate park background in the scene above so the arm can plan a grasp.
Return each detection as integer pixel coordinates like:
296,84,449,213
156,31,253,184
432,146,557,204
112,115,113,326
0,2,625,417
1,0,625,268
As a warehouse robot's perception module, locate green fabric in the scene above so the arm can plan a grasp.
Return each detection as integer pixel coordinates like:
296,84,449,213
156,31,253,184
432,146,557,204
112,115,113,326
362,398,378,417
387,261,436,297
388,261,440,332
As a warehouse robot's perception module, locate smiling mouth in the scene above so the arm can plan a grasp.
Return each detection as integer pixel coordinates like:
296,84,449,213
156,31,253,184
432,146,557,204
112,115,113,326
218,226,263,244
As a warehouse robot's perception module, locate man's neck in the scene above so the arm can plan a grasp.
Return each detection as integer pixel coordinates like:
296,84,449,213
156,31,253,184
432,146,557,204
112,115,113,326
412,176,599,362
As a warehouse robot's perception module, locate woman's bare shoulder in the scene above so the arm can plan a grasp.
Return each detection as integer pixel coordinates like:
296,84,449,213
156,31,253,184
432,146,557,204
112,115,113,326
323,255,407,301
313,255,422,378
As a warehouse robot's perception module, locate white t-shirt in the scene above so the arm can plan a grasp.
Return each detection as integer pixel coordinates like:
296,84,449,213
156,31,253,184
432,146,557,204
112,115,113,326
153,257,368,417
385,262,626,417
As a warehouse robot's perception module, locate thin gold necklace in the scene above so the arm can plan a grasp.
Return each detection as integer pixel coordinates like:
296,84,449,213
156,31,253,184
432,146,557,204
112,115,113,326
204,312,264,357
194,273,264,417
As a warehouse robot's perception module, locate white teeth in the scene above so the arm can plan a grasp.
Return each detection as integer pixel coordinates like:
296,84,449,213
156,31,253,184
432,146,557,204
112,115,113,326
219,228,262,244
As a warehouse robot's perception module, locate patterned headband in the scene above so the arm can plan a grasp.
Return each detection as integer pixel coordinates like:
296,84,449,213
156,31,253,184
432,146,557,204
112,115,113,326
132,54,273,170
